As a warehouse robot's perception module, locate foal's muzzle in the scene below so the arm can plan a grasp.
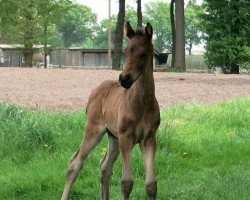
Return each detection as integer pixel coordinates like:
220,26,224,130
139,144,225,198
119,74,133,89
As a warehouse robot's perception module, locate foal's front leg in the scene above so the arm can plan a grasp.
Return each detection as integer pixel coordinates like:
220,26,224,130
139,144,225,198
140,134,157,200
118,134,134,200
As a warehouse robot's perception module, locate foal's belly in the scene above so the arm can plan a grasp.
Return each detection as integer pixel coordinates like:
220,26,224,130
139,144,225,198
105,115,157,144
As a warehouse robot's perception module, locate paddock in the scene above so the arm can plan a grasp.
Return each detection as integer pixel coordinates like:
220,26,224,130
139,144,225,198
0,67,249,111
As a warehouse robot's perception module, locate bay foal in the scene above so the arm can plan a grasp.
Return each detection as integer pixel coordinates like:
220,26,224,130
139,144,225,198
61,22,160,200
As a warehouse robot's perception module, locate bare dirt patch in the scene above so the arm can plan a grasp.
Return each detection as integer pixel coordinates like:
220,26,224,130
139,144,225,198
0,67,249,112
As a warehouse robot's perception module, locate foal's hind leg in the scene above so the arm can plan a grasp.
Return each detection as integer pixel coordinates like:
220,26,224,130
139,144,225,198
100,132,119,200
61,123,106,200
140,134,157,200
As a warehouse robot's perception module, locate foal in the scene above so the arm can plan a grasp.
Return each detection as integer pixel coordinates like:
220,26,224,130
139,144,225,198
61,22,160,200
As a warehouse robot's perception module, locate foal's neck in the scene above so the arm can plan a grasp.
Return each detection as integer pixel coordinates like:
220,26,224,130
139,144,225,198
132,56,155,105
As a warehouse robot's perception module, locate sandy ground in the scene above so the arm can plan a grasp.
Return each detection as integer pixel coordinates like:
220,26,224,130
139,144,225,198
0,67,249,112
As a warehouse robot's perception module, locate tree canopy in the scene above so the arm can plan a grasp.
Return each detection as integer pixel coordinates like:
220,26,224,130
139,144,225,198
0,0,205,67
58,2,97,47
201,0,250,73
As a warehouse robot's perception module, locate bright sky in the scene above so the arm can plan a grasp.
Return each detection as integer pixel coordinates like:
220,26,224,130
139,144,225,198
75,0,171,22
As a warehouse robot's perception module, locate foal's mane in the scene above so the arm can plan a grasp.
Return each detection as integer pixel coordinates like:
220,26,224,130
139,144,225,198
135,28,144,36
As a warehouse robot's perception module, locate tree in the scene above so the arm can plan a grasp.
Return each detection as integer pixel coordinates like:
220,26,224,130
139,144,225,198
94,16,117,49
0,0,67,67
124,6,137,29
145,2,172,52
0,0,38,67
175,0,185,68
136,0,142,28
185,1,203,55
112,0,125,70
58,3,97,47
170,0,176,67
202,0,250,73
37,0,65,68
170,0,185,68
0,0,98,66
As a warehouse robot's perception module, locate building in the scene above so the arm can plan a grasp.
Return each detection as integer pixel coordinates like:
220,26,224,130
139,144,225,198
0,44,45,67
0,45,169,69
51,48,169,69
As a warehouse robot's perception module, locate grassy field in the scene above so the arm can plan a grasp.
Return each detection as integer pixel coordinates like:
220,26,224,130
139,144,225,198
0,98,250,200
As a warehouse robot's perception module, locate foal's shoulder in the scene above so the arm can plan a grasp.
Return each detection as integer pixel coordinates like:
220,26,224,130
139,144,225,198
89,80,120,98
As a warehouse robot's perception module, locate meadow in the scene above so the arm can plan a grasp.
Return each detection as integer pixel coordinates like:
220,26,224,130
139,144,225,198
0,98,250,200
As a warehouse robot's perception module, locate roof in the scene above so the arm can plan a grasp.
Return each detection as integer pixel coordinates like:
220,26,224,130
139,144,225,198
53,48,114,53
0,44,48,49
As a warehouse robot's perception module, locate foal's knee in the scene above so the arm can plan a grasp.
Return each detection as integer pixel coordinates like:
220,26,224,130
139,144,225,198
146,181,157,199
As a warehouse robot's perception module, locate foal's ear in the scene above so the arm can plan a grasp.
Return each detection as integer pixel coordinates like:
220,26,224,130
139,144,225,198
145,23,153,40
124,21,135,39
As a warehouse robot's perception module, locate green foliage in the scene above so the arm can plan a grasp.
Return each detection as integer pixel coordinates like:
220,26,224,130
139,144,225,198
58,2,97,47
201,0,250,73
124,5,138,29
0,98,250,199
93,16,117,49
0,0,35,43
185,1,204,55
143,1,203,53
0,0,97,48
36,0,65,48
0,0,204,52
145,2,172,52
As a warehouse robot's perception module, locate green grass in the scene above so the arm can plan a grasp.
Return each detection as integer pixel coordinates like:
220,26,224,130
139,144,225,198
0,98,250,200
165,67,186,73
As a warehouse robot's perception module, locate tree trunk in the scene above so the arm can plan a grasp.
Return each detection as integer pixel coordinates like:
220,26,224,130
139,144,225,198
112,0,125,70
23,44,33,67
175,0,185,69
44,45,47,69
170,0,176,68
229,1,240,74
188,43,192,55
137,0,142,28
23,29,34,67
44,25,48,69
23,2,34,67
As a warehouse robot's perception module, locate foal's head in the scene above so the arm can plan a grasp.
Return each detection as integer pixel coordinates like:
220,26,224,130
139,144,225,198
119,22,153,89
